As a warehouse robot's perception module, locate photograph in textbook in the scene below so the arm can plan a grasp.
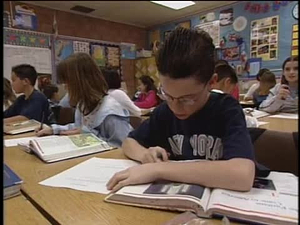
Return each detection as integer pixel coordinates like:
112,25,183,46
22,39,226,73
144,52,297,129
144,182,205,199
253,178,276,190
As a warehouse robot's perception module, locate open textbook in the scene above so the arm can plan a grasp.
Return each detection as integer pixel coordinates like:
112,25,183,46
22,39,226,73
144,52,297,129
4,119,45,135
39,157,298,224
105,172,298,225
26,133,114,163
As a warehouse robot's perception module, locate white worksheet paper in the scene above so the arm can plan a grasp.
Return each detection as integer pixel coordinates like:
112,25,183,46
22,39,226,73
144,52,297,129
4,135,56,147
5,137,34,147
269,113,298,120
39,157,139,194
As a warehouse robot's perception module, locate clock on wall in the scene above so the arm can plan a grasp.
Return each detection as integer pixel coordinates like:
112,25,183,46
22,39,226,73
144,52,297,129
292,3,298,19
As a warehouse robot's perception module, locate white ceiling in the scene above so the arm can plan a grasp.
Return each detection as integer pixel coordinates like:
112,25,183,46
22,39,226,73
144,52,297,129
21,1,237,28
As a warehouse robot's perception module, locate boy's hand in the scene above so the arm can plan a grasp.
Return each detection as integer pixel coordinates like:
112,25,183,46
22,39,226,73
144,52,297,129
106,164,158,192
140,147,169,163
277,84,290,100
35,127,53,137
60,128,81,135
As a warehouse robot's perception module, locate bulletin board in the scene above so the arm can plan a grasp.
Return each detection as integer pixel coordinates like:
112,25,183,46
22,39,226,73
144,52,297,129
250,16,279,61
53,35,122,82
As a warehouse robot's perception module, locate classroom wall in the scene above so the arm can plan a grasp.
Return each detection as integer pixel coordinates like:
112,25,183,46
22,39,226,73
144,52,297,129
147,1,298,77
4,1,147,48
4,1,147,96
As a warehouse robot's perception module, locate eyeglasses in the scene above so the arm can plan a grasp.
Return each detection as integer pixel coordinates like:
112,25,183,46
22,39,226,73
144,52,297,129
157,85,207,106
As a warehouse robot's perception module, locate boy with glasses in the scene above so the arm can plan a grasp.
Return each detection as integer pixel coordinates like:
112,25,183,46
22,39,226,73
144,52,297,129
107,28,255,193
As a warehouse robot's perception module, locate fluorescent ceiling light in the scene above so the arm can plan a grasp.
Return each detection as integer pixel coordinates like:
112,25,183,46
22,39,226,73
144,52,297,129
151,1,195,10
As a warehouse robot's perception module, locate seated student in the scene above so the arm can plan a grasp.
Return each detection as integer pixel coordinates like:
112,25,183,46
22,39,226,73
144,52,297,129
211,64,238,95
214,60,239,100
4,64,49,124
42,84,60,124
36,53,133,147
134,75,159,109
107,28,255,193
4,77,16,111
259,56,298,113
103,69,151,117
37,75,51,92
252,71,276,108
244,68,270,101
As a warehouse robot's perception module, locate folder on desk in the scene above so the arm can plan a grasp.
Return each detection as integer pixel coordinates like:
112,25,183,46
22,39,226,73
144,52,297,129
4,164,23,200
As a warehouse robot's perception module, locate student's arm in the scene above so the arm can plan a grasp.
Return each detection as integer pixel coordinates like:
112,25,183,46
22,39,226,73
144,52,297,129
4,115,28,124
244,83,259,101
110,90,142,117
36,107,80,136
4,98,20,118
122,138,169,163
107,158,254,192
259,84,288,113
134,90,158,109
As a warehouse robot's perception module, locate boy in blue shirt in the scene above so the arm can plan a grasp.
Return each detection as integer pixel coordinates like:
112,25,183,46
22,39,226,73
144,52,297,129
4,64,49,124
107,28,255,192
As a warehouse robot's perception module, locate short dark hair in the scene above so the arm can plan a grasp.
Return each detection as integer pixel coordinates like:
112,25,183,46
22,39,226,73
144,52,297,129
139,75,157,92
12,64,37,86
156,27,215,84
256,68,270,81
42,84,59,99
102,68,121,89
215,60,229,67
214,65,238,84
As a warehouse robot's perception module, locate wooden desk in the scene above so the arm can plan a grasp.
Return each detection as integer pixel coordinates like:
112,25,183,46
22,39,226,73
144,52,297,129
4,147,178,225
258,116,298,132
4,127,236,225
4,194,50,225
4,145,229,225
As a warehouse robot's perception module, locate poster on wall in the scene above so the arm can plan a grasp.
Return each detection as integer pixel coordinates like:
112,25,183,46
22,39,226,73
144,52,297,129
221,46,240,61
250,16,279,61
195,20,220,48
291,24,298,56
91,44,106,67
73,41,90,54
54,40,74,65
107,46,120,68
219,8,233,26
120,42,136,59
